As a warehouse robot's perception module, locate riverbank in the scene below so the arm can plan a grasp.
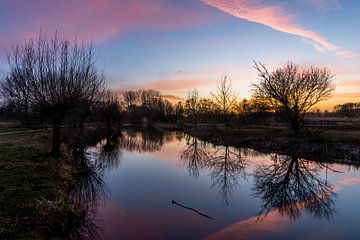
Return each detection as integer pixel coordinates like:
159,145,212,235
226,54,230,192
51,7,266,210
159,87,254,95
0,132,84,239
152,122,360,163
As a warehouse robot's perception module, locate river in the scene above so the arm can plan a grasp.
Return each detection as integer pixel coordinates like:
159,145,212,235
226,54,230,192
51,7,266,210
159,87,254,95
75,128,360,240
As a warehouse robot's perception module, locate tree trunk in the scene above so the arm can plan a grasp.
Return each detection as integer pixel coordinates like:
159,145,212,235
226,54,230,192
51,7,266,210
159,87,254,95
291,120,300,135
51,119,61,157
288,111,301,135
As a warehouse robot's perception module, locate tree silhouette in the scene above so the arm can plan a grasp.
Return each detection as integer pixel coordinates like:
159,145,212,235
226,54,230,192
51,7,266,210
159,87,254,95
185,89,200,129
1,33,105,156
211,75,238,132
252,61,334,134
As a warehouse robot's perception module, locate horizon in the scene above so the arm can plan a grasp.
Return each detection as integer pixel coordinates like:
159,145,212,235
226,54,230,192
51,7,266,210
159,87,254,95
1,0,359,110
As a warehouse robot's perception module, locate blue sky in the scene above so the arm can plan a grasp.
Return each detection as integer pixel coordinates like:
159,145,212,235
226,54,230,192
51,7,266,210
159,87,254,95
1,0,359,108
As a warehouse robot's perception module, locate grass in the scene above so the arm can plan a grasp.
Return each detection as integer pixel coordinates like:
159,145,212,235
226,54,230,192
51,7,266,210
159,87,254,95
0,132,75,239
0,122,30,134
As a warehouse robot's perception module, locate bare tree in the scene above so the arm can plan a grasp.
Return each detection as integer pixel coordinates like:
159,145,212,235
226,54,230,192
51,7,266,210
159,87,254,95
1,33,106,156
211,75,238,132
185,89,200,129
252,61,334,133
122,90,140,111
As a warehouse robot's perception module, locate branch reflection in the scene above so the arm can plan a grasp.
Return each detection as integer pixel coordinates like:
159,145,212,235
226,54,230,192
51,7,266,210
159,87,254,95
180,135,209,178
253,155,336,221
208,146,247,206
97,135,122,171
68,143,108,240
120,128,165,153
179,135,247,206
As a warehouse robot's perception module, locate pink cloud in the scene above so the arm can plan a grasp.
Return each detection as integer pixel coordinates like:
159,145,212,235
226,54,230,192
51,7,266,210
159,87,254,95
1,0,212,46
112,78,214,97
335,50,360,59
201,0,338,51
337,177,360,186
201,0,358,58
206,211,289,240
161,94,183,102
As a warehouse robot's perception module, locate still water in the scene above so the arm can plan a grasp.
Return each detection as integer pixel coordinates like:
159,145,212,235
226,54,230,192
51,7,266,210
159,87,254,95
82,128,360,240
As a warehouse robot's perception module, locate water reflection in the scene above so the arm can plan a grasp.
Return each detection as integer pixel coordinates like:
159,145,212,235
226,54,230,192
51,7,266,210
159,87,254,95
208,146,247,206
179,137,247,206
66,128,360,239
120,128,165,153
68,143,108,240
180,135,209,178
97,135,122,171
93,128,169,172
253,155,336,220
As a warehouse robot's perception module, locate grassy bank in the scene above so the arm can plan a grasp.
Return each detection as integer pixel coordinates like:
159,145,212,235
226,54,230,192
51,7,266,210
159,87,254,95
0,122,29,134
0,131,82,239
153,122,360,163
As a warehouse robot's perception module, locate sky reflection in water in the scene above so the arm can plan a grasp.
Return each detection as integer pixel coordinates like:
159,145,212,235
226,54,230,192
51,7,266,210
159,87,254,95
84,128,360,240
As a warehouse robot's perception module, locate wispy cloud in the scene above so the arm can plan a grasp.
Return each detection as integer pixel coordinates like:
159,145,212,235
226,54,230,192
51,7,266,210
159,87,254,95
299,0,341,12
0,0,211,46
335,50,360,59
201,0,359,58
113,78,213,95
161,94,183,102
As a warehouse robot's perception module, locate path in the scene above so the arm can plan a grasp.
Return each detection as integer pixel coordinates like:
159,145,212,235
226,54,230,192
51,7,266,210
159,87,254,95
0,128,48,137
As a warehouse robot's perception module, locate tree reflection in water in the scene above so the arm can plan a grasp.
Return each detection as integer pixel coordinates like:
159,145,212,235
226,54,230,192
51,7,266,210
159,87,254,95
68,143,108,240
179,135,247,206
120,128,165,153
92,128,168,172
180,135,209,178
208,146,247,206
253,155,336,221
97,135,122,171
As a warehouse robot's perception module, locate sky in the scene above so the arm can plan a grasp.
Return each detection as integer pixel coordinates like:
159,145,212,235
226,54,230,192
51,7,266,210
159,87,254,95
0,0,359,109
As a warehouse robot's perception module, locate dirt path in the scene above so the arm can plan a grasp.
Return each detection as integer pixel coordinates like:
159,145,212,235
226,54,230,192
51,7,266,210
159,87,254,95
0,128,48,136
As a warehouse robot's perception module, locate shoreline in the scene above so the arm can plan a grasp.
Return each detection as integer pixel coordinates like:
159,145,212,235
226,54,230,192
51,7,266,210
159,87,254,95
0,132,86,239
152,122,360,163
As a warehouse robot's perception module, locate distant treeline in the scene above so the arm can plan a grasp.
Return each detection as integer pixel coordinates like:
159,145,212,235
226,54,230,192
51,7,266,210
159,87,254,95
0,32,341,157
333,102,360,118
118,88,274,124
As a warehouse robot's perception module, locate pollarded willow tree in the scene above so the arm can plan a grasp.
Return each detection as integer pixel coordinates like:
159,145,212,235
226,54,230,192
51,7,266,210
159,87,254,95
1,33,106,157
252,61,335,134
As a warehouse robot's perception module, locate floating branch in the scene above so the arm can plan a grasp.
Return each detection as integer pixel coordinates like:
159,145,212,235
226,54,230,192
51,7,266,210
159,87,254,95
172,200,213,220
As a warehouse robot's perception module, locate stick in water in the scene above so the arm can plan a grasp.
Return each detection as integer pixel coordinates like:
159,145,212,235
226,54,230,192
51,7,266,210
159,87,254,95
172,200,213,220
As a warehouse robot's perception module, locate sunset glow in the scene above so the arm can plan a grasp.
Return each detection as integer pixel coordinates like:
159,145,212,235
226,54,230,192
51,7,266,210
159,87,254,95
1,0,359,109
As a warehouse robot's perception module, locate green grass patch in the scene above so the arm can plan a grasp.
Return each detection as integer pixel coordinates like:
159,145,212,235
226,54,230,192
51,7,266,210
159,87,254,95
0,132,74,239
